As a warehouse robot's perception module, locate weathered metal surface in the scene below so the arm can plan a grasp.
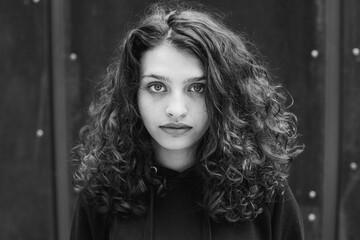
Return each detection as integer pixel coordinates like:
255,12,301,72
3,0,357,239
0,0,55,239
339,0,360,239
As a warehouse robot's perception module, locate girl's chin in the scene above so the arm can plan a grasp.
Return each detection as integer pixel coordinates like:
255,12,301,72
151,139,199,152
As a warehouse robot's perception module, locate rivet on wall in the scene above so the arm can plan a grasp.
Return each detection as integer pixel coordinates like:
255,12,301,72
69,53,78,61
350,162,358,171
352,48,360,56
308,213,316,222
36,129,44,137
311,50,319,58
309,190,317,199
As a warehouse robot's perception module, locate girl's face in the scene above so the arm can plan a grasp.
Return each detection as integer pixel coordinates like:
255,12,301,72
137,43,210,160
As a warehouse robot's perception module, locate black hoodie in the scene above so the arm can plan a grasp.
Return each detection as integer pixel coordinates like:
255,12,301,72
70,166,304,240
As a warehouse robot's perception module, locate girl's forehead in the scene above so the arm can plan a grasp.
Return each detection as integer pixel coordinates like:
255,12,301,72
140,43,204,81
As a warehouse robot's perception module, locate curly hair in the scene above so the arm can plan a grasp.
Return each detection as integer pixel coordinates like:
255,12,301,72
73,1,304,222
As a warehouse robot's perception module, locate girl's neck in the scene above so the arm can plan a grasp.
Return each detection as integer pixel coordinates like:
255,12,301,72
153,144,198,172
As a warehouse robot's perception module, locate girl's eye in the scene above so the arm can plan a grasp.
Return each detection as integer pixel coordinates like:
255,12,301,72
189,83,205,93
148,83,166,92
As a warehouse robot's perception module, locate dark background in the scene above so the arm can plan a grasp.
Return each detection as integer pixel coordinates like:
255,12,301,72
0,0,359,239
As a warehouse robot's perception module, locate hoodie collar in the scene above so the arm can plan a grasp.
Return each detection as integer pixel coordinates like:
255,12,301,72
143,164,212,240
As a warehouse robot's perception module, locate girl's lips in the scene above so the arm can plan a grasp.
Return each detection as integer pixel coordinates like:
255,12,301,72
160,122,192,128
160,126,192,136
159,123,192,136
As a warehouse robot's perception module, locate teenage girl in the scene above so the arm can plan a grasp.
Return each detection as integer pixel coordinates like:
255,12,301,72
71,2,305,240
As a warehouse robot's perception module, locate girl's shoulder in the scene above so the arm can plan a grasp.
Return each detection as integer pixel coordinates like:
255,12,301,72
70,191,112,240
267,185,305,240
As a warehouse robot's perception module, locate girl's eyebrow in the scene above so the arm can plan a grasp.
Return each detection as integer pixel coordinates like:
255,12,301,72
184,76,206,84
141,74,170,82
141,74,206,83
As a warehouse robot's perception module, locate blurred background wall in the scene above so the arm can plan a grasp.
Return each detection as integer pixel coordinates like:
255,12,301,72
0,0,359,239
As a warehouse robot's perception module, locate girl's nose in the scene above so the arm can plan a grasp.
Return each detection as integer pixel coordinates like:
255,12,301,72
165,94,188,120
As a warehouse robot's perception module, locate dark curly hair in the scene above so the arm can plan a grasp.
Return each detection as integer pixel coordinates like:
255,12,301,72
73,1,304,223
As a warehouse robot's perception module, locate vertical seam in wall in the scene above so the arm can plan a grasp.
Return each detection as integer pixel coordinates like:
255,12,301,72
322,0,341,239
50,0,71,239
